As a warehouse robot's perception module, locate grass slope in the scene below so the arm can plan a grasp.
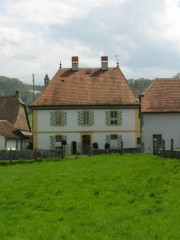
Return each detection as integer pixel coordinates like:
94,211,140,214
0,154,179,240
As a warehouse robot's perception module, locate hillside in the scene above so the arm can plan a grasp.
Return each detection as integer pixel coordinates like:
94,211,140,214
0,154,179,239
0,76,43,111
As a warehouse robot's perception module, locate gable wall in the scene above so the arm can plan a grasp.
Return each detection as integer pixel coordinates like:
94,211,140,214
142,113,180,152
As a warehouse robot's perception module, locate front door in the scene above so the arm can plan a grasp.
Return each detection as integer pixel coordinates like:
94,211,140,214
82,135,91,155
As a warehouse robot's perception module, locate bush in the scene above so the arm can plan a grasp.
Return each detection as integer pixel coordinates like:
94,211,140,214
104,143,110,149
93,142,99,149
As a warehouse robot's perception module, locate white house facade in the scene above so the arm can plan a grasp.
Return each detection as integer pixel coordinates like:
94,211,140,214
32,107,139,154
30,56,140,154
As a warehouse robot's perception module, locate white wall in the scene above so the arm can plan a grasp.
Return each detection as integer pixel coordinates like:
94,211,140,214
37,109,136,132
142,113,180,152
0,136,5,149
35,108,138,153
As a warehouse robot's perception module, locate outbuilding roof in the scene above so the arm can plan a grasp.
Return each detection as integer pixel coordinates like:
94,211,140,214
0,96,31,131
141,78,180,112
0,120,29,139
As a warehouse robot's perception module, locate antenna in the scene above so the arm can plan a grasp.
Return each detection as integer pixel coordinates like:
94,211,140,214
115,55,120,68
60,60,62,69
32,73,35,101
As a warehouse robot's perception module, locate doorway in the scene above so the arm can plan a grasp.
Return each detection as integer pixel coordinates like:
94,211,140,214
82,135,91,155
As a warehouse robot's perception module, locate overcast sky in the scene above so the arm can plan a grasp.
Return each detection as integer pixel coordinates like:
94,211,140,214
0,0,180,84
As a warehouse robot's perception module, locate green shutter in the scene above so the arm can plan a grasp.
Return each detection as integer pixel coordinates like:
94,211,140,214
90,111,94,126
62,112,67,126
63,135,67,141
78,111,82,126
105,111,111,126
106,135,111,144
117,111,122,125
117,135,123,148
50,136,55,149
50,112,55,126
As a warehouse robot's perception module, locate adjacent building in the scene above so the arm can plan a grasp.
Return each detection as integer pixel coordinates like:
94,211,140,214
30,56,140,154
0,91,31,150
141,78,180,153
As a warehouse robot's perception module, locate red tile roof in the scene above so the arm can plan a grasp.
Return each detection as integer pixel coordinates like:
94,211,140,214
31,67,138,107
141,78,180,112
0,120,29,139
0,96,31,131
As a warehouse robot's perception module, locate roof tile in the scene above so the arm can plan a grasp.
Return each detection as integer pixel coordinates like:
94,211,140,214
141,78,180,112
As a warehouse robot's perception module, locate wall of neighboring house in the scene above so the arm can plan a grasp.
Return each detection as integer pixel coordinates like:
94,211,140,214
6,139,26,150
142,113,180,153
33,108,140,154
0,136,5,149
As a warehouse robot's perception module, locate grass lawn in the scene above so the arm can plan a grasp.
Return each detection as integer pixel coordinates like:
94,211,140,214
0,154,179,240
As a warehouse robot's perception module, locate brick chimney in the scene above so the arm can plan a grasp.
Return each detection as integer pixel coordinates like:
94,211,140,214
72,56,78,71
133,81,139,98
16,90,20,99
44,74,49,87
101,56,108,71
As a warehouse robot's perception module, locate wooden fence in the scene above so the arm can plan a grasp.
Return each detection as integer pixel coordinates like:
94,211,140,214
153,139,180,160
0,147,66,163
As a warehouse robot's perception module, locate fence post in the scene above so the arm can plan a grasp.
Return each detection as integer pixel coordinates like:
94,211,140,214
171,139,174,159
162,139,165,157
121,141,124,154
9,149,12,164
34,148,37,161
62,146,65,159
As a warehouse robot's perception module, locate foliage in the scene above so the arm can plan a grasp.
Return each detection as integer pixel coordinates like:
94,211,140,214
128,78,152,96
0,154,179,239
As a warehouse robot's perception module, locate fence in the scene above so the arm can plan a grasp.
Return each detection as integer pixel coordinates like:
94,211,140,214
0,147,66,163
153,138,180,160
92,147,141,155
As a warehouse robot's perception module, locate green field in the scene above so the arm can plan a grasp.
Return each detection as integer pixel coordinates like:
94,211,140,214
0,154,179,240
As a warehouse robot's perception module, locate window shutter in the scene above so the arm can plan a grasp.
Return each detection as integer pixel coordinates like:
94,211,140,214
50,112,55,126
106,135,111,144
63,135,67,141
50,136,55,149
90,111,94,126
62,112,67,126
105,111,111,126
78,111,82,126
117,135,123,148
117,111,122,125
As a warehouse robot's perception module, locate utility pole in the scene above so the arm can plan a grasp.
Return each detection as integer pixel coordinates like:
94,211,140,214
32,73,35,101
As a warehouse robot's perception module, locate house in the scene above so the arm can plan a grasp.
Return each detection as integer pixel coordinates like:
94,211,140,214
141,78,180,153
30,56,140,154
0,120,29,150
0,91,31,150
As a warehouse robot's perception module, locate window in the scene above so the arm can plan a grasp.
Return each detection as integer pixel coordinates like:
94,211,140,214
55,135,62,149
83,111,90,125
55,112,62,125
56,135,62,143
110,111,118,125
111,134,118,149
111,135,117,140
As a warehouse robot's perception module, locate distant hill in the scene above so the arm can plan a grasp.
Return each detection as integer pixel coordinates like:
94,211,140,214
0,76,44,113
174,73,180,78
128,78,152,96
